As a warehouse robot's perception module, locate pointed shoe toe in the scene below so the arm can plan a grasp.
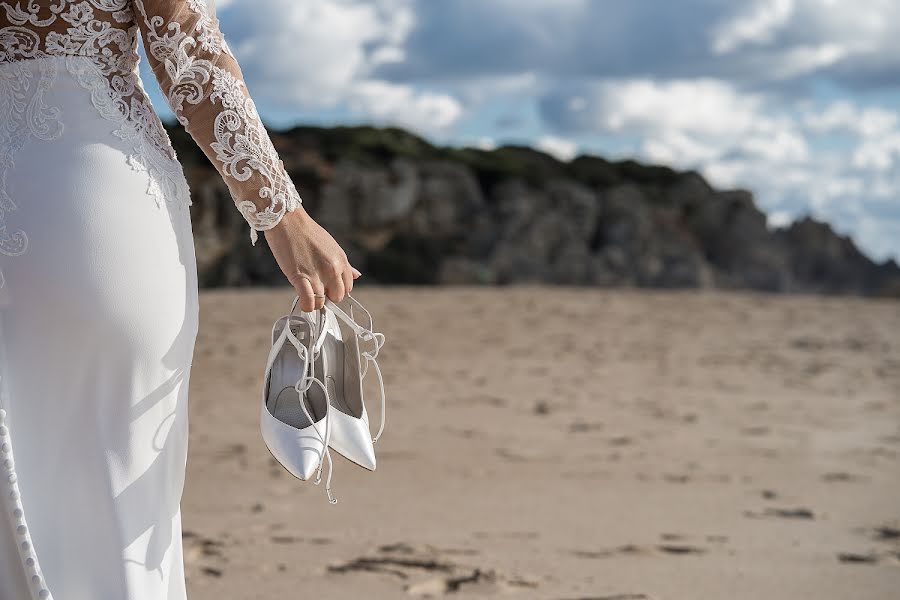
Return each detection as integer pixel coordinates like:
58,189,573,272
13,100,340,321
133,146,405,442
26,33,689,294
329,411,377,470
260,403,327,480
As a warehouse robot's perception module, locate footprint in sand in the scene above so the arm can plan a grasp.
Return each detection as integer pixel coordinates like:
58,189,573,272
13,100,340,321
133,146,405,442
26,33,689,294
835,521,900,566
657,544,706,555
472,531,539,540
821,471,867,483
665,532,728,545
405,569,537,596
182,530,227,579
212,442,248,468
327,543,538,595
266,456,285,478
569,421,605,433
837,552,880,565
744,507,815,520
740,425,770,436
270,534,300,544
571,540,707,559
558,595,653,600
873,525,900,541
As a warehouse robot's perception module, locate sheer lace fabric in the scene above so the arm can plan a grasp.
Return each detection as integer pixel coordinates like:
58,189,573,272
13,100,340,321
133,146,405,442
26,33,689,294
133,0,302,243
0,0,303,249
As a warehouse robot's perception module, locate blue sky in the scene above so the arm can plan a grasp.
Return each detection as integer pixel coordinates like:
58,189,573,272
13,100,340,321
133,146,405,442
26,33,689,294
144,0,900,262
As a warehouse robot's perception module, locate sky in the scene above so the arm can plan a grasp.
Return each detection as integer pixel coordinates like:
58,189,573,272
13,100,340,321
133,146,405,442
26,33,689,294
143,0,900,262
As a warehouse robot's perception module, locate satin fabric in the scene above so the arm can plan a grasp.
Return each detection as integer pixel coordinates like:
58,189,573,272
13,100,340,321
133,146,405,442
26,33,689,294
0,57,199,600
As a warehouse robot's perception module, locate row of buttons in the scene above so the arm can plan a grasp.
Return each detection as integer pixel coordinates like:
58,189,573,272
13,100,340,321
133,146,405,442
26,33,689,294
1,408,52,600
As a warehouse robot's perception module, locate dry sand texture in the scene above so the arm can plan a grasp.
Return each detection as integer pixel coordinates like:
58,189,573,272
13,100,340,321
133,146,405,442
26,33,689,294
183,287,900,599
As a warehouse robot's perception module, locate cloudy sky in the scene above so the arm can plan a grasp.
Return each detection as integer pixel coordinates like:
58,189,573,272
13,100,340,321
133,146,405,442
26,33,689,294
145,0,900,262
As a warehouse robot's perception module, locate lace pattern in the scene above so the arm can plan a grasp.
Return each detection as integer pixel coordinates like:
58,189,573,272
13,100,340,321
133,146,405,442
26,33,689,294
2,0,302,246
186,0,229,55
66,53,191,207
0,34,63,288
0,0,190,212
208,66,301,243
134,0,302,243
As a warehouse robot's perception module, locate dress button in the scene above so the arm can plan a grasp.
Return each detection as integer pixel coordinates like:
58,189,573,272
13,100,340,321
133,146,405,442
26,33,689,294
0,425,8,436
20,540,29,551
16,524,27,535
25,557,35,566
31,575,40,584
8,473,17,484
0,408,6,419
39,589,49,598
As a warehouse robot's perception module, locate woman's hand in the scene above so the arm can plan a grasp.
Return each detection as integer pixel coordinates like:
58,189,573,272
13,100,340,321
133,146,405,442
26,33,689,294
264,207,361,311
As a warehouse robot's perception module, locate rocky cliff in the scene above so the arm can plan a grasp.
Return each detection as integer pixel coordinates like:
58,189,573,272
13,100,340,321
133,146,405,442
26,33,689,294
168,123,900,296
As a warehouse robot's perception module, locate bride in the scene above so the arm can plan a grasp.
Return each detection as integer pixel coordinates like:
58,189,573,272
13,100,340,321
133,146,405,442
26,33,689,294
0,1,358,598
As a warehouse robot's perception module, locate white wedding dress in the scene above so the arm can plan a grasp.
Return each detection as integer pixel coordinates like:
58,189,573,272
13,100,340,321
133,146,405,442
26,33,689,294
0,2,303,598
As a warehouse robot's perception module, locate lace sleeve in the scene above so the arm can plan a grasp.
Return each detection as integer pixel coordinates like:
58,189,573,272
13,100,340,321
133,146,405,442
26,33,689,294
133,0,302,244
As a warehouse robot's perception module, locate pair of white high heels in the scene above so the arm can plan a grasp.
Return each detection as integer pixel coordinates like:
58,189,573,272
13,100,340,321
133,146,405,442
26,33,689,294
260,295,385,504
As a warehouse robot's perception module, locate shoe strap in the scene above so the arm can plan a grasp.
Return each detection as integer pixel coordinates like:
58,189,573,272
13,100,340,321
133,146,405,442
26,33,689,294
289,296,330,356
270,304,338,504
292,375,337,504
324,294,376,340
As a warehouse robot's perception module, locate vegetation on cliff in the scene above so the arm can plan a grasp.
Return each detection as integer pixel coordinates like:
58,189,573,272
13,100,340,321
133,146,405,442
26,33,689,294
167,123,900,296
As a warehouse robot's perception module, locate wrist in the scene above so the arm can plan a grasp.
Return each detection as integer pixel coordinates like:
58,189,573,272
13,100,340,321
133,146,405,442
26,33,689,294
264,204,310,238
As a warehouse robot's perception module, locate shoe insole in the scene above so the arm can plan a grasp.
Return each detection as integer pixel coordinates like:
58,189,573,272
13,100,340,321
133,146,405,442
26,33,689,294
266,319,327,428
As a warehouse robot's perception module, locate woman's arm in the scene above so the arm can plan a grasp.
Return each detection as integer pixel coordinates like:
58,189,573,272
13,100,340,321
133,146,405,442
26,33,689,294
134,0,357,309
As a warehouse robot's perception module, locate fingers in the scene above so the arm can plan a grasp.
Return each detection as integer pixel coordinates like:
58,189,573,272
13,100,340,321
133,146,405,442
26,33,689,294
351,266,361,279
295,267,353,312
294,276,326,311
295,277,317,312
325,265,346,304
311,277,326,310
342,266,354,296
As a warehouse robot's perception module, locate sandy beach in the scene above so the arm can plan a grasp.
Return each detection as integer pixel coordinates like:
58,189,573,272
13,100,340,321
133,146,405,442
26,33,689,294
182,287,900,599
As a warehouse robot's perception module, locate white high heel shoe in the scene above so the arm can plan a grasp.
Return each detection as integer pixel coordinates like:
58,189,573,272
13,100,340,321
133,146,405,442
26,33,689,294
320,295,386,469
260,306,337,503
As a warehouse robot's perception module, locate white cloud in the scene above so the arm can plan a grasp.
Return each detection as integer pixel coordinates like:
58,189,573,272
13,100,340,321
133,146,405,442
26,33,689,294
550,77,810,166
741,129,810,162
216,0,463,135
804,101,899,137
803,101,900,172
348,81,463,132
767,210,794,228
712,0,795,54
592,79,764,139
642,130,721,166
535,135,578,161
766,43,852,79
222,0,416,108
852,134,900,171
474,137,497,151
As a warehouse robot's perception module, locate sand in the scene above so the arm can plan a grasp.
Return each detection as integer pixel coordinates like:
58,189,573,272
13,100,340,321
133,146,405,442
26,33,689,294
182,287,900,599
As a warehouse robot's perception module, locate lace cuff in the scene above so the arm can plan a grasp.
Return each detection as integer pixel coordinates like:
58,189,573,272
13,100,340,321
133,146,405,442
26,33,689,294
135,0,302,244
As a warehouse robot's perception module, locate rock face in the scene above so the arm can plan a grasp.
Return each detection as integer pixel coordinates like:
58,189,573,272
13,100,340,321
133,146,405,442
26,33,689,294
168,123,900,297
